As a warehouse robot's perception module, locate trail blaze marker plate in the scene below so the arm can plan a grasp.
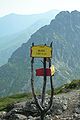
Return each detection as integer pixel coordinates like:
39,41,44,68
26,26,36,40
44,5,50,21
36,68,51,76
31,45,52,58
50,65,55,76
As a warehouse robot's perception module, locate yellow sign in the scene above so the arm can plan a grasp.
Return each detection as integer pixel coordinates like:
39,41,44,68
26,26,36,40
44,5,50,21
31,45,52,58
50,65,55,76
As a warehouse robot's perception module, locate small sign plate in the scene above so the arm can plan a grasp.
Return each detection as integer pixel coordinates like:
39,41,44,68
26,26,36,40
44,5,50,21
36,68,51,76
50,65,55,76
31,45,52,58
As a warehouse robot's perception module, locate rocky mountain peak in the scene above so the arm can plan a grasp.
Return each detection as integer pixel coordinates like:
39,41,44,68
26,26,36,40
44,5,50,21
0,10,80,97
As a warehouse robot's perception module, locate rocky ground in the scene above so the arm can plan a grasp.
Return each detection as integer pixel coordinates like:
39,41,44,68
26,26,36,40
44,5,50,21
0,89,80,120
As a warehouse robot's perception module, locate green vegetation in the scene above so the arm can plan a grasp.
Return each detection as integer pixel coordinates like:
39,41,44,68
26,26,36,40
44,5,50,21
0,80,80,111
0,92,32,111
54,80,80,94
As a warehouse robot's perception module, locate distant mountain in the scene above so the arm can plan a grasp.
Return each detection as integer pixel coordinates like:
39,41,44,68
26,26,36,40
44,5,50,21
0,10,80,97
0,10,59,37
0,10,59,66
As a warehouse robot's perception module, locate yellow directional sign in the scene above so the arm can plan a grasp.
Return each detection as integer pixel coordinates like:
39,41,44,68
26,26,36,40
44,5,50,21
50,65,55,76
31,45,52,58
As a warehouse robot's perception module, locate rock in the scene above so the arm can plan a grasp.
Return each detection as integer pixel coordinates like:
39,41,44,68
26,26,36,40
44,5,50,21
0,111,6,118
6,113,27,120
73,113,80,120
14,101,27,108
51,99,63,115
12,114,27,120
1,90,80,120
28,116,34,120
52,115,59,120
59,96,68,111
25,101,40,117
75,107,80,114
45,115,52,120
74,102,80,114
62,104,67,111
4,108,27,119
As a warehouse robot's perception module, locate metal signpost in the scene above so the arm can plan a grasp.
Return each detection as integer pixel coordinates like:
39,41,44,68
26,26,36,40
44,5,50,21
30,42,54,120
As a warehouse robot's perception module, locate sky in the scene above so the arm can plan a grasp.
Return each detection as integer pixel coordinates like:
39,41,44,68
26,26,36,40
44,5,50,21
0,0,80,17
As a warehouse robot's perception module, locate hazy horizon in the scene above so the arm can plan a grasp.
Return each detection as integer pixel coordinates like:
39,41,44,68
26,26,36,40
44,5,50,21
0,0,80,17
0,9,60,18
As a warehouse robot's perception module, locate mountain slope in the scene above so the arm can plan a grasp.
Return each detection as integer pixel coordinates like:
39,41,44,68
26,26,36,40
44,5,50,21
0,10,80,97
0,18,51,66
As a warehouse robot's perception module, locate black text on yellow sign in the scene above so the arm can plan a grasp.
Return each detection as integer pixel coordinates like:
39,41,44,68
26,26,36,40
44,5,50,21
30,45,52,58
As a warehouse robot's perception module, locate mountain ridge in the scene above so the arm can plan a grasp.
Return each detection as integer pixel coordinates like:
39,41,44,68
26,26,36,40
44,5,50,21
0,10,80,97
0,10,59,37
